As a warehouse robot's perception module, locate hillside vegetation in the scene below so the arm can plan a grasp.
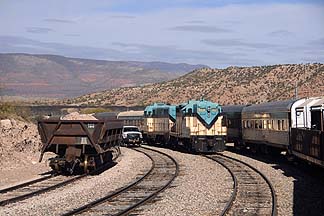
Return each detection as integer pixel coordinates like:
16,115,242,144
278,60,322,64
67,63,324,106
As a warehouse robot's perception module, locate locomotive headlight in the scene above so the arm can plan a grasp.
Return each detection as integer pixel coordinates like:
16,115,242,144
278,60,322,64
122,133,127,139
140,133,143,139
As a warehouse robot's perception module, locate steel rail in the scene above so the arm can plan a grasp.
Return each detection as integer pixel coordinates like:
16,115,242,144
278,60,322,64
0,174,54,194
204,155,237,216
0,150,121,206
0,174,87,206
63,146,179,216
115,146,179,216
62,147,156,216
205,153,277,216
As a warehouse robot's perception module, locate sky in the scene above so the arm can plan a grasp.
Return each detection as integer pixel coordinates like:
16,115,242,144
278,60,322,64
0,0,323,68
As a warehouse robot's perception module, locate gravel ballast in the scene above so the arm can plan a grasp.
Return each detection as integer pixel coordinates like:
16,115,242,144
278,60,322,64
2,144,323,216
133,146,233,216
221,150,324,216
0,147,152,216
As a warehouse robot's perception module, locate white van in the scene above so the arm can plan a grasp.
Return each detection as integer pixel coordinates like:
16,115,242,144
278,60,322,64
122,126,143,147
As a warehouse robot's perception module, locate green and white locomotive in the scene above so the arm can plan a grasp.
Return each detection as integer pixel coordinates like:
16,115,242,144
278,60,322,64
143,103,176,145
169,99,227,152
143,99,227,153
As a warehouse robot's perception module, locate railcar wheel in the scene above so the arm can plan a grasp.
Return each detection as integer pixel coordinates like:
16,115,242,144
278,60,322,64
269,147,282,156
233,141,241,151
250,144,259,154
286,151,295,162
84,155,89,174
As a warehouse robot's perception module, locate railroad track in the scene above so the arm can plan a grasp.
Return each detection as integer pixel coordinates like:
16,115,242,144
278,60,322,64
205,153,277,216
63,146,179,216
0,147,121,206
0,173,87,206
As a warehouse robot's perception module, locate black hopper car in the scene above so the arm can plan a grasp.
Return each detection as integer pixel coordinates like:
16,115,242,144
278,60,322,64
38,117,123,174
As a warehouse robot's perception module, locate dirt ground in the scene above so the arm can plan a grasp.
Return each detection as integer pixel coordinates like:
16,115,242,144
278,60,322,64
0,119,53,188
0,153,53,189
0,113,96,189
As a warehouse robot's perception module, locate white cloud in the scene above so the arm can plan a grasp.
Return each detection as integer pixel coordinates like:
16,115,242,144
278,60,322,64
0,2,323,67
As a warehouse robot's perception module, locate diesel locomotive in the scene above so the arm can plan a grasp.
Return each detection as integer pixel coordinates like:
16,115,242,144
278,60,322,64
143,99,227,153
169,99,227,152
143,103,176,145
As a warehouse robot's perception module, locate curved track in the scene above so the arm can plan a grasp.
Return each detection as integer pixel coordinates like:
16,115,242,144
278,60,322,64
0,147,121,206
205,153,277,216
63,146,179,216
0,174,87,206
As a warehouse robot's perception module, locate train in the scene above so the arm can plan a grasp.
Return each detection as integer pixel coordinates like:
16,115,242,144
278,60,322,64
117,110,145,132
143,99,227,152
118,96,324,168
38,117,123,174
143,103,176,145
40,96,321,171
223,97,324,168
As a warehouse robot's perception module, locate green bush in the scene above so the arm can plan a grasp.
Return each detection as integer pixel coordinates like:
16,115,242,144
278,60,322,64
0,102,16,119
0,102,31,121
80,107,112,114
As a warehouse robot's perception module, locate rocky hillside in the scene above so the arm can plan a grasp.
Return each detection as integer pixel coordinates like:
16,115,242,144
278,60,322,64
0,119,41,167
67,63,324,106
0,53,206,98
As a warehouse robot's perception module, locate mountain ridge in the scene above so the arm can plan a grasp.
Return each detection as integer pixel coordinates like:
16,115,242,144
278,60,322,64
66,63,324,106
0,53,207,98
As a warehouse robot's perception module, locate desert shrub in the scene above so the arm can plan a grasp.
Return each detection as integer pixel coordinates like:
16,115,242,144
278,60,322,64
80,107,112,114
0,102,16,119
0,102,31,121
15,106,32,121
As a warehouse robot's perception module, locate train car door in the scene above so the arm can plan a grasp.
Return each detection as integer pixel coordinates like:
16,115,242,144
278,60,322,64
310,100,324,161
323,110,324,131
311,110,322,130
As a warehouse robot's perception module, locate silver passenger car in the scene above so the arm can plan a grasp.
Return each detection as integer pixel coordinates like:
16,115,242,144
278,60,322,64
222,105,247,147
241,99,304,151
291,97,324,167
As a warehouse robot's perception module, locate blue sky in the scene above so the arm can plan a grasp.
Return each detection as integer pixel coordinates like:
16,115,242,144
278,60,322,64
0,0,323,67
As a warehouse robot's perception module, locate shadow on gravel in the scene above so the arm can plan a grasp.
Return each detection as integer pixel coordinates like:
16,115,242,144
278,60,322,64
39,170,55,176
91,161,118,175
141,143,208,155
226,146,324,216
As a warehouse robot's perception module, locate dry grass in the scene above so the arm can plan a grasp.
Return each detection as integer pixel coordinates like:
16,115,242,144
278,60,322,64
63,63,324,106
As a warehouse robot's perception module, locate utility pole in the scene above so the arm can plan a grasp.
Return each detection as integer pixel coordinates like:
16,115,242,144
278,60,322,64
295,81,298,99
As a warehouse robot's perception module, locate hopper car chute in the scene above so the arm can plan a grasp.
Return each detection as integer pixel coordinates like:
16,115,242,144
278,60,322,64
38,119,123,174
